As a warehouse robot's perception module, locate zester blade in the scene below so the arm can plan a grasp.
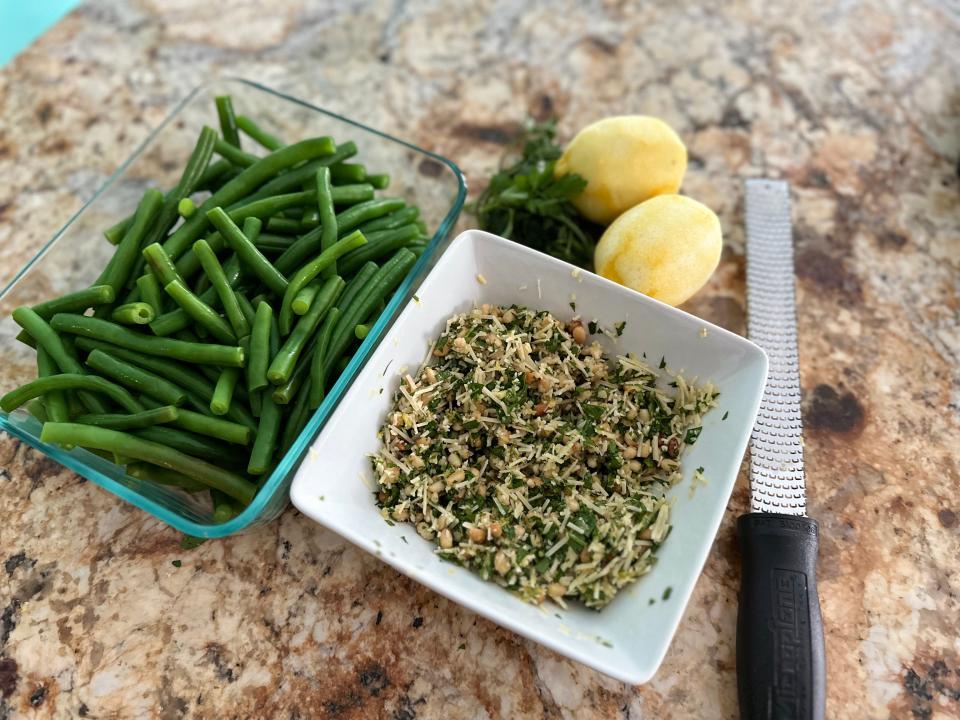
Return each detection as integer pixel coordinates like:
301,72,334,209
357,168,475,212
744,180,806,515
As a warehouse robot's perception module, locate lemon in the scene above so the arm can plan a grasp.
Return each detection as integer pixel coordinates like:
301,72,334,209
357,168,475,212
594,194,722,306
556,116,687,225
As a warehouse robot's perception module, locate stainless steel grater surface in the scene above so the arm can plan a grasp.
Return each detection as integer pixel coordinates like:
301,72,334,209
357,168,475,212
744,179,806,515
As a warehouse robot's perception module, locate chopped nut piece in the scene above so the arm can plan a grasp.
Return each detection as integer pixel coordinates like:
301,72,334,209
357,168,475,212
439,528,453,549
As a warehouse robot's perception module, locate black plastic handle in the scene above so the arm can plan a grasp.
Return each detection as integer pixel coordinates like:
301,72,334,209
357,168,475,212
737,513,825,720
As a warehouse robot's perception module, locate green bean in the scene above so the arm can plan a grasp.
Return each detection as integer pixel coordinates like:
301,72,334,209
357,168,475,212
14,330,35,349
152,255,241,336
142,127,219,252
355,323,371,340
127,462,207,493
269,311,280,356
75,337,254,426
271,335,318,405
110,302,155,325
254,234,295,253
278,230,367,335
11,307,109,413
163,279,236,345
279,378,312,455
75,406,179,430
337,224,421,277
336,261,379,311
193,239,249,339
31,285,115,319
324,249,416,376
274,197,399,274
268,276,343,385
335,355,351,375
336,197,406,235
315,166,338,279
225,184,374,228
162,137,336,261
407,242,428,257
93,188,164,295
103,217,131,245
36,346,69,423
142,243,184,287
241,141,357,205
51,313,244,367
211,367,240,416
292,280,323,316
207,207,288,295
235,291,256,329
86,348,187,406
215,95,241,148
75,338,208,401
235,115,283,151
248,393,281,474
298,209,319,229
178,198,196,218
1,374,143,414
193,158,236,192
357,205,419,235
26,398,48,422
265,217,304,234
41,423,256,504
136,274,163,316
330,162,366,184
308,307,339,409
242,216,262,245
366,173,390,190
214,137,258,167
103,157,231,246
168,407,250,445
173,232,227,280
194,271,211,296
133,426,238,466
415,218,427,235
212,489,243,522
248,302,272,392
229,191,309,223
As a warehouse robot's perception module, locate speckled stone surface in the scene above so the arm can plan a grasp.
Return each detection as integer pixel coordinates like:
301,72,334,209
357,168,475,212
1,1,959,718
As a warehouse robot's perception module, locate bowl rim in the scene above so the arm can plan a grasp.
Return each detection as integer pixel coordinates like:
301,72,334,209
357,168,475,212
0,77,467,538
291,229,769,682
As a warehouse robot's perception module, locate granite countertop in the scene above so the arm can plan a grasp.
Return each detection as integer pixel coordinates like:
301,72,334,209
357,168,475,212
1,1,958,718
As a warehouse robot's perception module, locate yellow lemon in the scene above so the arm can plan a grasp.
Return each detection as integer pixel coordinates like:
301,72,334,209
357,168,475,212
556,116,687,225
594,194,722,306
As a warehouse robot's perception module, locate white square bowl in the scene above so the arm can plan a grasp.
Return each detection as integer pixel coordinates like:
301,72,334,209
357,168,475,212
291,230,767,683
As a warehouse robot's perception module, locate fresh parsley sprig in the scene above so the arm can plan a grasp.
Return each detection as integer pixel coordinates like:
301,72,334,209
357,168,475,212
469,120,600,268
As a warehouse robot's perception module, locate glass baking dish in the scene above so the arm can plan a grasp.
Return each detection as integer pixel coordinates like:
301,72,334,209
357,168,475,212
0,78,466,538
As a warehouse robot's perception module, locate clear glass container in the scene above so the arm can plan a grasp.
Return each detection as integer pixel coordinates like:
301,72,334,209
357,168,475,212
0,78,466,537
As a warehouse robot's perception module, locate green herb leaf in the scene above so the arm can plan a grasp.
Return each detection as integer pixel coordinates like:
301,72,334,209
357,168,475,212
468,120,600,268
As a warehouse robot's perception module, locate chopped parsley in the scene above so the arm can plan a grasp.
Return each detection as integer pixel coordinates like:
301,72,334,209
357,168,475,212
467,121,600,268
614,321,626,337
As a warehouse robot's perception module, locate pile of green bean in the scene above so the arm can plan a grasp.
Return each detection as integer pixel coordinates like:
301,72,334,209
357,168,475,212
1,95,428,521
